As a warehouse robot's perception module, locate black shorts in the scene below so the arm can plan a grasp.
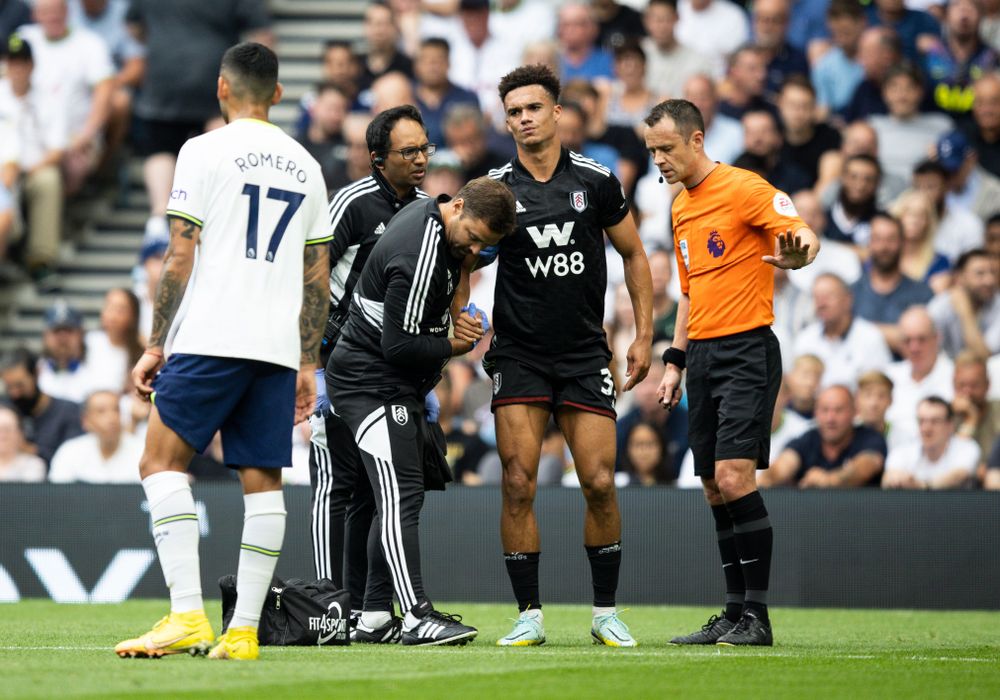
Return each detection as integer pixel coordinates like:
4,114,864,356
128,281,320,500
132,116,206,158
485,352,617,419
686,326,782,477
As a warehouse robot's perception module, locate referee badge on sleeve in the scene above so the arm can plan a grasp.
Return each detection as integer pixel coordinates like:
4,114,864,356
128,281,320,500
392,405,409,425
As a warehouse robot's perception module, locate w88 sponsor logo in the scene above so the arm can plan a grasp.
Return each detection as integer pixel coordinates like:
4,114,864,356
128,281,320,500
525,251,586,278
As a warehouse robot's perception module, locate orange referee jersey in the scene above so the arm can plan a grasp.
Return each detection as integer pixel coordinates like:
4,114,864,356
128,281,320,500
672,163,806,340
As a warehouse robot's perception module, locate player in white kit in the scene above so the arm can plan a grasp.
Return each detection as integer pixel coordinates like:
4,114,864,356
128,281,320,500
115,43,330,661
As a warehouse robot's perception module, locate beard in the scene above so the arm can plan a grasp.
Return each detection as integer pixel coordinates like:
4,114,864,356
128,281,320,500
11,391,40,415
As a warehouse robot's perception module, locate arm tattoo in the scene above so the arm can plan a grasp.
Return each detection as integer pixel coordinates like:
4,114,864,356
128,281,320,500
148,218,199,348
300,243,330,365
178,219,197,239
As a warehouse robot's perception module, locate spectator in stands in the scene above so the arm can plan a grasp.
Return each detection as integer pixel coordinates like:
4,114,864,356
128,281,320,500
557,2,613,82
912,159,984,262
961,73,1000,179
591,0,644,50
986,214,1000,267
85,287,142,394
0,405,45,482
817,121,907,209
443,103,508,179
648,249,677,343
851,213,934,354
675,0,749,76
421,149,464,198
614,361,688,479
867,0,941,62
718,46,775,122
763,385,887,487
952,351,1000,460
734,110,811,195
752,0,808,99
135,234,166,339
983,0,1000,53
889,190,950,292
936,130,1000,224
983,436,1000,488
0,33,66,285
885,305,955,448
488,0,558,56
433,368,489,485
871,64,954,183
604,39,658,129
48,389,142,483
0,349,82,466
413,37,479,148
921,0,997,118
295,41,360,138
622,421,672,486
0,181,12,271
682,73,743,164
441,0,520,115
812,0,866,118
786,354,824,420
19,0,113,195
786,190,862,296
557,101,620,175
794,273,893,388
927,249,1000,358
856,369,893,437
36,300,92,404
641,0,714,99
777,77,841,190
333,112,375,189
841,27,902,122
296,82,349,194
359,0,413,93
126,0,272,241
883,396,979,489
68,0,145,170
0,0,29,41
825,154,880,248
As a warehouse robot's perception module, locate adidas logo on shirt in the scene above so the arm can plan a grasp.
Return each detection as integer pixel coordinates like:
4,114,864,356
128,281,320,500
515,200,526,214
374,221,386,235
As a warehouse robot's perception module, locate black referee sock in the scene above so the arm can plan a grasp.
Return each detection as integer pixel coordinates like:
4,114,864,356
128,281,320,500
726,491,773,623
504,552,542,612
585,541,621,609
711,504,745,623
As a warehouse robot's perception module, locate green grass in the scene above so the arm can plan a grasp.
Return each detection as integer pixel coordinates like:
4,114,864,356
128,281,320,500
0,601,998,699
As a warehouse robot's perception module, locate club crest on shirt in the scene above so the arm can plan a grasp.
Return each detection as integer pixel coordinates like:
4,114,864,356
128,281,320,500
493,372,502,395
569,190,588,213
392,405,408,425
707,230,726,258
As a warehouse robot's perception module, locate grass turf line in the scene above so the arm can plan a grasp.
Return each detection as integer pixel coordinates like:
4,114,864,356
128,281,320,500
0,601,998,699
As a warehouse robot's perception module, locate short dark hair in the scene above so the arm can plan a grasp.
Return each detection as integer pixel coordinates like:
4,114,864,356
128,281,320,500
220,42,279,103
648,0,679,12
366,104,426,157
644,99,705,141
498,64,561,104
315,81,349,99
780,74,816,99
457,177,517,238
987,212,1000,228
613,38,645,63
884,62,924,90
323,39,353,54
913,159,948,179
920,395,954,422
420,37,451,54
560,100,586,121
844,152,882,178
954,248,992,272
827,0,865,20
870,211,903,238
0,348,38,378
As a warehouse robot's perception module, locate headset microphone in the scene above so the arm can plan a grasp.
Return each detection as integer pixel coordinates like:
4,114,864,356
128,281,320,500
659,174,664,183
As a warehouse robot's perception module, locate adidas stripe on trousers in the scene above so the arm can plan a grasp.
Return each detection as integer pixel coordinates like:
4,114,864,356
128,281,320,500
328,391,430,615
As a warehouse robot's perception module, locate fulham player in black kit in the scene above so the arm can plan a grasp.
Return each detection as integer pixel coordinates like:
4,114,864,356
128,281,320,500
327,177,516,646
487,65,653,647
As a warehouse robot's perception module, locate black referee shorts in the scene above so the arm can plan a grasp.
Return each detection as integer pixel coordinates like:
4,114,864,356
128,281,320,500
686,326,781,477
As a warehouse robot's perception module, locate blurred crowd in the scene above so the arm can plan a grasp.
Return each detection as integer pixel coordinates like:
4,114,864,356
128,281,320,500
3,0,1000,492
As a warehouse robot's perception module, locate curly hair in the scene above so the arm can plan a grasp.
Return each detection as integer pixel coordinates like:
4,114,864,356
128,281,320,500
498,64,561,104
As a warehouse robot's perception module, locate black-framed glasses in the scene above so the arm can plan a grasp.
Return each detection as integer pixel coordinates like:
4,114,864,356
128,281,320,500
387,143,436,160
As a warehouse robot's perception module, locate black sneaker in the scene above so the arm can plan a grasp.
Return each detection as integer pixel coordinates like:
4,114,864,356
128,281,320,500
353,615,403,644
716,609,773,646
669,612,736,645
402,609,478,647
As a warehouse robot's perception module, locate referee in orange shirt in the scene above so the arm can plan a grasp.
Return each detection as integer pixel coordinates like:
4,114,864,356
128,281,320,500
644,100,819,646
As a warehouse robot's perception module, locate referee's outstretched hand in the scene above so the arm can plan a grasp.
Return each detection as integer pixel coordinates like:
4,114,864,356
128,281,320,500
762,231,810,270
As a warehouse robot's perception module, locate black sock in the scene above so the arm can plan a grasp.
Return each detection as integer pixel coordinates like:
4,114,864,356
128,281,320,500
711,504,745,623
504,552,541,612
726,491,772,622
585,541,621,609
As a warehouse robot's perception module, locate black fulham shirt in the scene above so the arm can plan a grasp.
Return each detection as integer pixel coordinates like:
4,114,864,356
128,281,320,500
328,196,461,398
487,148,629,360
322,170,426,364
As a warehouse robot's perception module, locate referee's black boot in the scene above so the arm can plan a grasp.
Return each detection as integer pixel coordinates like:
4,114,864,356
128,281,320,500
353,615,403,644
716,609,773,647
402,605,478,647
669,611,735,645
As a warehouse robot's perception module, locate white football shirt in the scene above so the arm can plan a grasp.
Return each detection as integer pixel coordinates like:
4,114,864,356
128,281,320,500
165,118,330,370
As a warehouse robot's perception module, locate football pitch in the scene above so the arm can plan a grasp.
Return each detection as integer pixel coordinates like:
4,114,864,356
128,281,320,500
1,601,997,699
